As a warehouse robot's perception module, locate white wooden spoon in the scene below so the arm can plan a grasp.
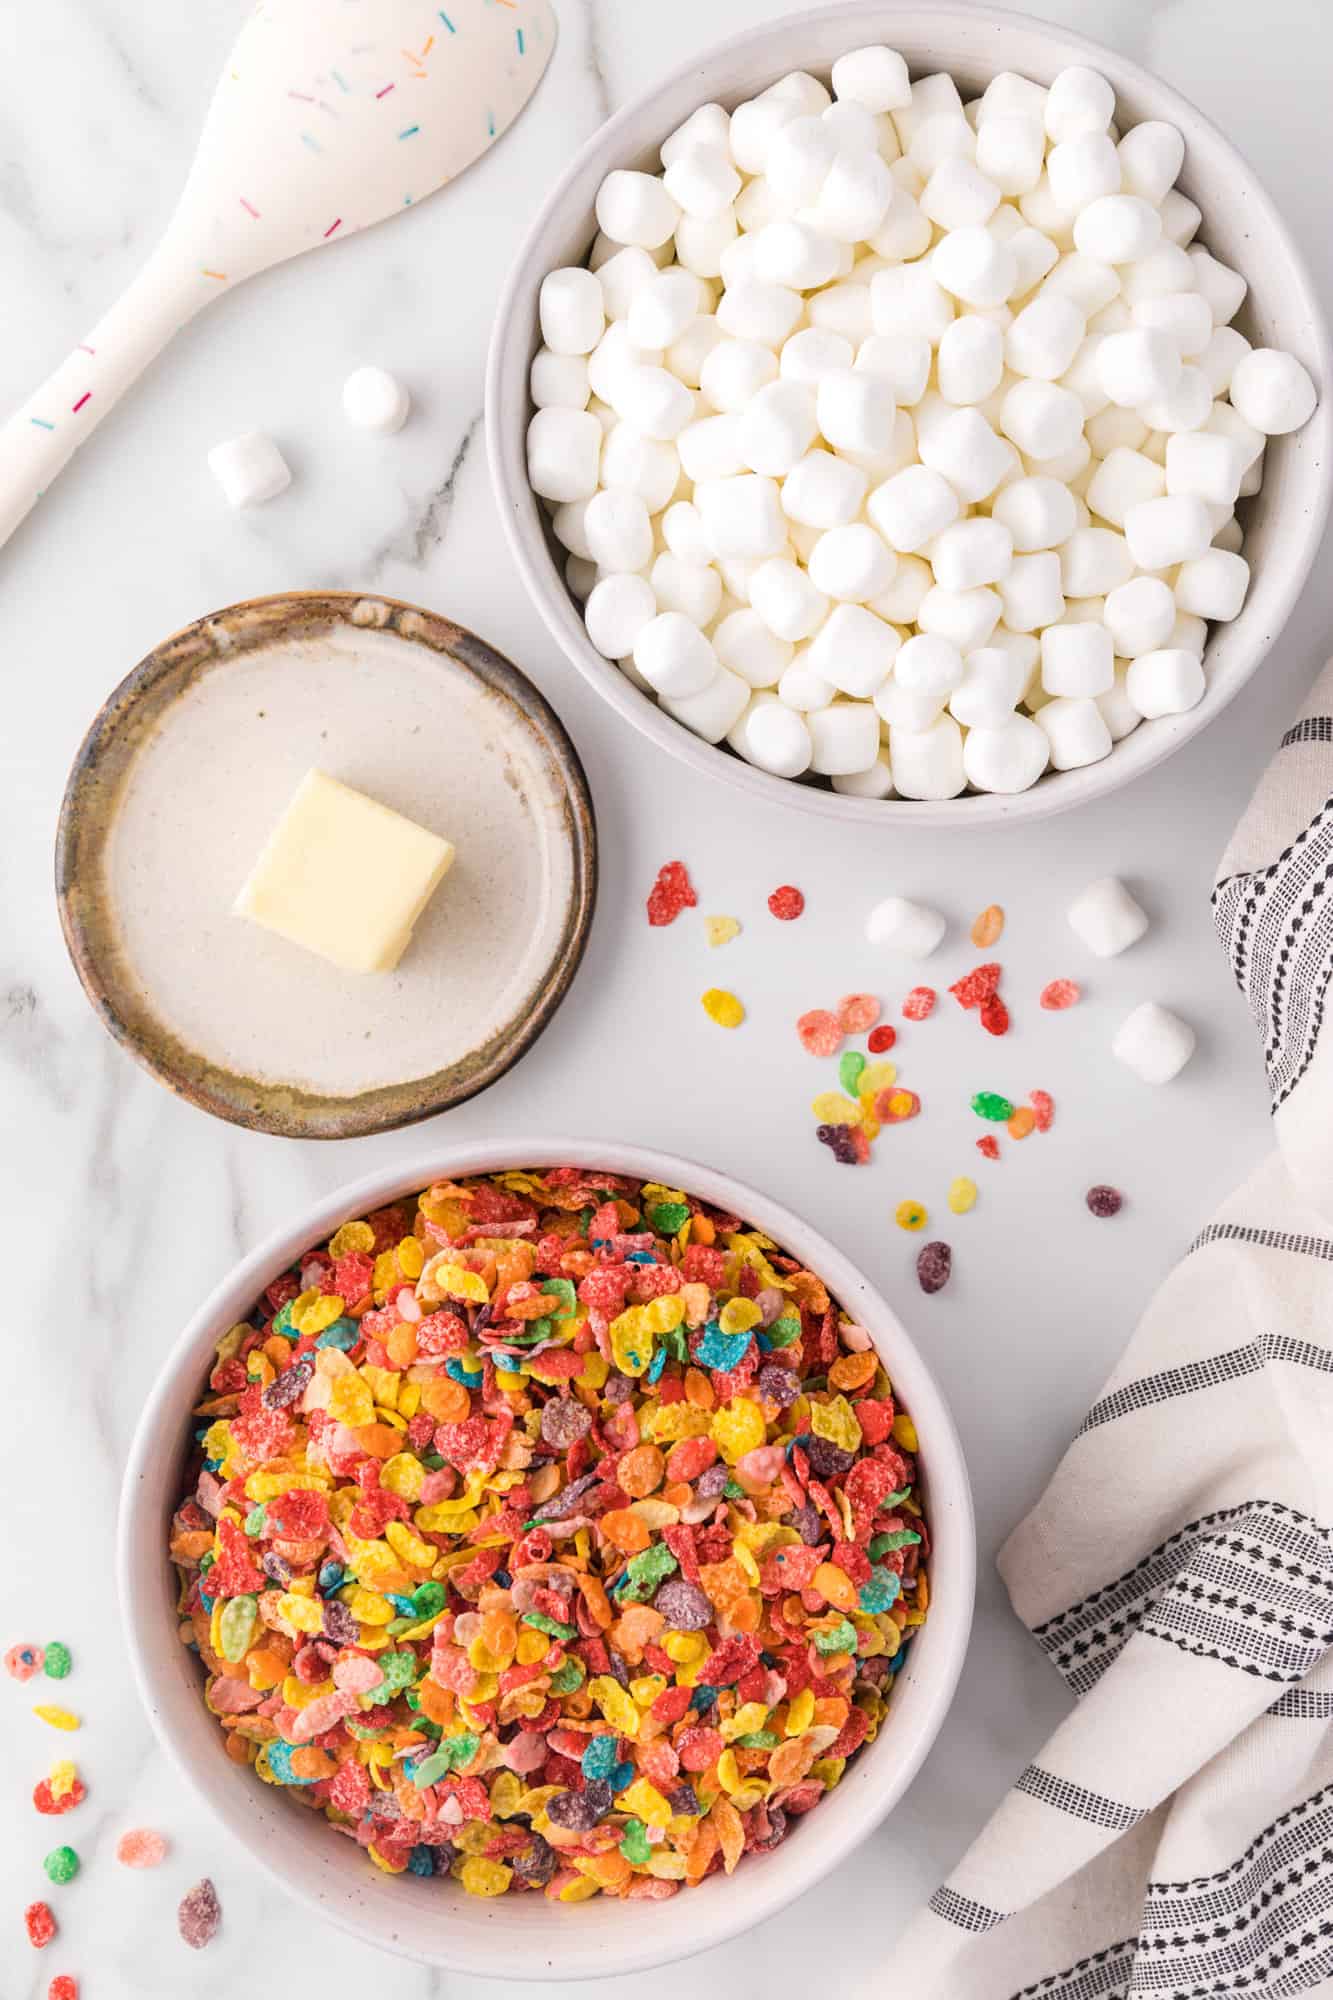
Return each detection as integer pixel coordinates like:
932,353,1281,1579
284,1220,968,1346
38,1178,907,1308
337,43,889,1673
0,0,556,547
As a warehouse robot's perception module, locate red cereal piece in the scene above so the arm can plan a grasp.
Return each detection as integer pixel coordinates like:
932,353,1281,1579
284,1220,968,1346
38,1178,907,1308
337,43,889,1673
976,1135,1001,1160
25,1901,56,1948
116,1828,168,1869
177,1879,221,1951
797,1009,843,1057
33,1779,85,1818
767,885,805,921
867,1023,896,1054
1030,1089,1055,1132
949,962,1002,1010
48,1977,78,2000
1040,979,1081,1010
646,861,697,927
836,992,880,1033
5,1643,44,1682
902,987,936,1021
980,995,1009,1037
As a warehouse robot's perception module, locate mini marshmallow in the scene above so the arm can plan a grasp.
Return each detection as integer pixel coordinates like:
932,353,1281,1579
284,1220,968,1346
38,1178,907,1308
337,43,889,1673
949,641,1037,726
674,209,739,279
531,348,591,411
894,632,965,695
664,144,742,221
727,691,814,776
918,584,1002,651
738,380,819,476
595,170,680,249
833,752,896,798
1086,446,1165,526
782,449,869,527
729,96,801,176
867,463,960,551
875,678,945,732
1123,493,1212,569
992,474,1078,551
595,246,660,320
1059,526,1133,597
1112,1001,1195,1084
871,265,956,342
677,412,746,483
1120,241,1193,303
1042,252,1122,314
1047,131,1120,217
1173,548,1250,621
713,608,793,688
1006,294,1086,378
754,221,841,293
999,550,1064,631
693,475,789,564
1160,188,1202,245
716,282,803,349
583,488,654,572
782,327,856,386
778,653,836,710
1206,399,1266,474
808,523,897,601
750,555,830,641
999,379,1085,460
980,72,1049,127
931,518,1014,591
1169,611,1208,654
937,316,1005,404
1035,693,1112,768
813,150,894,241
1188,247,1248,326
1097,666,1143,741
660,102,732,170
832,45,912,112
661,665,750,743
767,71,833,115
615,364,694,440
1132,289,1212,358
865,895,947,957
1124,646,1205,717
1117,121,1184,204
525,408,602,502
651,552,723,627
539,267,606,355
634,612,721,698
1044,67,1116,144
1073,195,1161,264
342,365,411,433
890,713,967,798
667,314,725,387
1096,328,1181,409
920,157,1002,230
1041,619,1114,695
1139,365,1212,435
816,367,899,457
767,115,839,208
931,226,1018,309
627,268,703,349
1229,348,1319,436
868,552,933,626
868,185,934,262
962,712,1050,791
207,431,291,509
975,116,1046,196
808,603,901,696
1197,326,1251,397
1069,875,1149,956
700,338,779,412
1009,225,1063,296
585,572,658,658
807,699,882,774
1103,575,1176,656
600,423,681,511
917,406,1016,501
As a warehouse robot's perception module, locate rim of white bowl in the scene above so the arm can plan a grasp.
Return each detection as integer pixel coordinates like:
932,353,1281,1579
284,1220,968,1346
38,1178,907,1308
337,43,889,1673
487,0,1333,826
119,1140,976,1978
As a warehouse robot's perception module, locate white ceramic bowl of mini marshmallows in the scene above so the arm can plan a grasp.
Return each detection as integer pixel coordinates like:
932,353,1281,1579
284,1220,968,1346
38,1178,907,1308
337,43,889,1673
488,3,1331,824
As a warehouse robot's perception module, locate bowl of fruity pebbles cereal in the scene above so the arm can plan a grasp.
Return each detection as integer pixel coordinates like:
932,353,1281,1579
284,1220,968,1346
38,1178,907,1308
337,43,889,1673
121,1144,974,1976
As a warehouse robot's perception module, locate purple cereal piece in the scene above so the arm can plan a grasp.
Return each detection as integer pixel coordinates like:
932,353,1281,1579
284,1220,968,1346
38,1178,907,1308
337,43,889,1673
791,1502,823,1545
177,1878,221,1950
262,1352,314,1410
322,1599,359,1646
510,1831,557,1886
540,1398,592,1448
546,1781,612,1830
666,1782,701,1817
695,1463,729,1499
757,1364,800,1407
532,1472,599,1523
802,1437,854,1480
1085,1184,1123,1218
653,1579,713,1631
916,1240,952,1293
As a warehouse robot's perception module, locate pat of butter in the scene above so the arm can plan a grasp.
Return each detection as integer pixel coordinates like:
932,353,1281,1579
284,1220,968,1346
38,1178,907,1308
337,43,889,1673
234,769,454,974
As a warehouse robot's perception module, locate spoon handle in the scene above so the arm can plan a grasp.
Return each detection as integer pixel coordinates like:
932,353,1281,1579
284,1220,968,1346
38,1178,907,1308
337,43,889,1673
0,243,205,551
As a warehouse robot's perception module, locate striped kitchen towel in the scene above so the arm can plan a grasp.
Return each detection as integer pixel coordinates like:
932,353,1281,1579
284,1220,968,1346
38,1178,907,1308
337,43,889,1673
895,660,1333,2000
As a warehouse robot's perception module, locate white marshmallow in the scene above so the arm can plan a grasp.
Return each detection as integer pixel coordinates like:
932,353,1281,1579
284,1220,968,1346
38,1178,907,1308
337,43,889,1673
917,406,1016,501
1086,405,1149,456
867,185,934,262
1120,241,1193,303
1229,348,1319,436
1103,575,1176,656
1068,875,1149,956
749,556,829,641
808,603,901,696
918,584,1002,651
753,221,840,291
832,45,912,113
909,113,977,177
833,752,896,797
1044,67,1115,144
1138,364,1212,435
807,699,882,774
1086,446,1166,528
1073,195,1162,264
660,103,731,170
890,713,967,798
588,322,659,410
1041,620,1114,695
677,412,745,483
341,365,411,433
1173,548,1250,621
551,498,596,559
1006,294,1086,378
674,209,739,280
897,72,965,147
531,348,591,411
1117,121,1184,204
1160,189,1201,245
813,150,895,241
1097,665,1143,741
865,895,947,956
1125,646,1205,716
539,268,606,355
999,550,1064,630
700,338,779,412
767,71,833,115
664,144,742,221
713,608,793,688
931,518,1014,590
526,408,601,502
782,449,869,527
729,96,801,177
808,523,897,602
808,282,875,344
600,423,680,511
894,632,965,695
868,552,933,625
716,282,803,349
1132,289,1212,358
1164,429,1246,508
737,380,819,476
661,665,750,743
1188,247,1248,325
651,552,723,627
781,328,855,388
1096,328,1181,408
596,246,660,320
816,368,898,456
1042,252,1122,314
867,463,960,551
616,365,694,440
1206,399,1266,473
1112,1001,1195,1084
963,712,1050,791
778,653,836,710
1196,326,1251,397
207,431,291,508
766,115,838,208
992,474,1078,551
1009,225,1062,296
634,612,720,697
975,117,1046,196
931,227,1017,309
583,488,653,571
584,572,658,659
949,641,1037,725
595,170,680,249
1123,493,1212,569
1036,693,1112,767
726,691,814,776
937,317,1005,403
871,265,956,342
1168,611,1208,654
921,157,1002,230
1060,526,1133,597
1048,132,1121,219
999,379,1085,460
979,72,1049,127
627,269,703,350
667,315,725,387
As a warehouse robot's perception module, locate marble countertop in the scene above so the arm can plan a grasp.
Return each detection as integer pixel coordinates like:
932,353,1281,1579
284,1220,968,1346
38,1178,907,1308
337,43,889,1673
3,1,1332,1994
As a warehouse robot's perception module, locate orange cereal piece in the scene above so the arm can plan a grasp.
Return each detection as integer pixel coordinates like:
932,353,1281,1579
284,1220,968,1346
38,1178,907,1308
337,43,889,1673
812,1563,858,1612
617,1445,665,1498
1007,1107,1036,1139
836,992,880,1033
797,1009,843,1058
600,1509,650,1555
971,904,1005,947
829,1351,876,1392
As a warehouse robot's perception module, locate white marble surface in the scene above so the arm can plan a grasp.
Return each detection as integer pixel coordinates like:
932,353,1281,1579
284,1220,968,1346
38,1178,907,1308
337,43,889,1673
2,2,1331,1994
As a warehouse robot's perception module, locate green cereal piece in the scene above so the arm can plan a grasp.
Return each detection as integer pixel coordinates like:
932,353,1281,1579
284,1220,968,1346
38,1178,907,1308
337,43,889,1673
548,1657,585,1695
868,1528,922,1558
813,1617,858,1657
838,1050,867,1097
971,1091,1015,1122
618,1819,652,1866
522,1611,577,1640
410,1582,446,1619
648,1201,691,1237
218,1595,258,1664
243,1505,267,1538
614,1544,678,1603
765,1316,801,1348
540,1278,577,1320
42,1642,72,1680
44,1845,80,1884
735,1730,781,1748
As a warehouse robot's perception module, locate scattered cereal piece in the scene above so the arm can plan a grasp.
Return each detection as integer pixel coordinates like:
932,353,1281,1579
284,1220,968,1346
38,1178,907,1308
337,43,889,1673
980,995,1009,1037
916,1242,952,1294
971,1091,1014,1122
178,1879,222,1951
1086,1185,1124,1218
33,1707,79,1732
797,1008,843,1057
975,1136,1000,1160
646,860,697,926
48,1977,78,2000
5,1643,43,1682
33,1772,85,1818
879,1087,920,1124
116,1829,168,1869
895,1200,927,1232
42,1644,71,1682
1040,979,1081,1010
701,987,745,1029
1030,1089,1055,1131
704,915,741,948
1007,1107,1036,1139
838,1050,867,1096
768,884,805,921
971,904,1005,947
867,1024,896,1054
25,1901,56,1948
947,1178,977,1214
837,992,880,1033
42,1847,79,1886
902,986,936,1021
949,962,1002,1010
816,1122,866,1165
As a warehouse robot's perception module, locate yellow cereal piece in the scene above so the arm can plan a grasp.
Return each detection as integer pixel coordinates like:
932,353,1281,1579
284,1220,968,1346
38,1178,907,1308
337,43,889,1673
710,1398,766,1464
629,1675,666,1709
361,1365,401,1410
948,1176,977,1215
809,1393,862,1455
396,1236,425,1280
380,1453,426,1502
895,1199,927,1232
275,1592,325,1636
720,1702,769,1743
859,1060,898,1095
329,1219,375,1258
202,1420,234,1465
369,1843,408,1874
705,914,741,948
643,1404,709,1444
648,1850,688,1879
244,1470,329,1502
701,987,745,1029
663,1631,707,1666
346,1586,395,1627
608,1295,684,1378
620,1778,672,1827
732,1539,760,1587
588,1676,640,1738
328,1373,375,1427
431,1261,490,1304
489,1772,523,1820
384,1520,436,1571
785,1688,815,1736
718,1297,760,1336
555,1872,600,1903
810,1090,862,1126
34,1706,80,1732
293,1291,346,1335
48,1760,78,1799
575,1349,609,1390
892,1413,920,1452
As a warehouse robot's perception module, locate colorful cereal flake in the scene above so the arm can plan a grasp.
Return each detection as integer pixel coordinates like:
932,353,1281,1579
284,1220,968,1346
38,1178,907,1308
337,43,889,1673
867,1024,896,1054
704,915,740,948
117,1828,168,1869
1086,1184,1124,1218
178,1879,222,1949
895,1200,927,1232
1040,978,1081,1010
916,1242,952,1294
975,1135,1001,1161
646,860,697,927
700,988,745,1029
902,986,936,1021
1030,1089,1055,1132
25,1901,56,1948
836,993,880,1033
970,904,1004,947
767,884,805,921
796,1008,843,1057
168,1170,931,1904
947,1178,977,1215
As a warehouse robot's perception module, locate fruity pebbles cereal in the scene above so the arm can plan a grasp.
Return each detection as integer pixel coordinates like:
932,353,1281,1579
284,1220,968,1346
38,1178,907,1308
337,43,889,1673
169,1169,929,1903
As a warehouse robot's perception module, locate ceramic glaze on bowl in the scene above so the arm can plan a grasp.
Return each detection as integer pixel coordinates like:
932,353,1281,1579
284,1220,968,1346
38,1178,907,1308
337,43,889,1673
487,2,1332,826
119,1141,974,1979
